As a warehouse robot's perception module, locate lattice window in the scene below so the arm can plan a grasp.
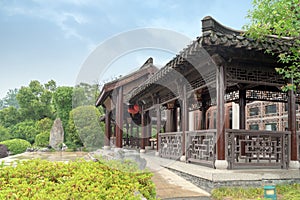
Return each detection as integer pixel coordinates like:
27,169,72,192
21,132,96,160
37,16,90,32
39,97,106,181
265,104,277,114
249,107,259,116
249,124,259,130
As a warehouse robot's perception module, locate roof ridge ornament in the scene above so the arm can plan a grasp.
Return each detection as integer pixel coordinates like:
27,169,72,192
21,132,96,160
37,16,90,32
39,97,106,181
201,16,243,36
140,57,153,69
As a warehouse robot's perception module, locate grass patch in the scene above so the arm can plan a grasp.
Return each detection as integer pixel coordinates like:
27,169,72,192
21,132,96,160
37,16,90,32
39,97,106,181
211,183,300,200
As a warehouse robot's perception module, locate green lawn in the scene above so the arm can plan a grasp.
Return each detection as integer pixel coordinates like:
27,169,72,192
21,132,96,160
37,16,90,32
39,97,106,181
211,183,300,200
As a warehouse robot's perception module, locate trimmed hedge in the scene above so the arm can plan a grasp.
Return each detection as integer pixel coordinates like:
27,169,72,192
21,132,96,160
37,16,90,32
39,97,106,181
35,131,50,147
0,139,31,155
0,159,156,199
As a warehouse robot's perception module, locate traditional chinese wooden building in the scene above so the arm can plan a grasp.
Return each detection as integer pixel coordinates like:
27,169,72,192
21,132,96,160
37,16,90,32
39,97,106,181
128,16,299,169
96,58,158,150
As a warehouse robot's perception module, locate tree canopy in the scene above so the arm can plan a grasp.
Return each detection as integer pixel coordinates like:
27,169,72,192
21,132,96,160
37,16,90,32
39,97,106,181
0,80,104,150
17,80,54,120
0,88,19,109
245,0,300,90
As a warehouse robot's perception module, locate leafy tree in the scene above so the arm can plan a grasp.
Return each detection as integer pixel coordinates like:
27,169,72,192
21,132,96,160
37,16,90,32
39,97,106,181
35,117,53,133
0,106,22,128
44,79,57,92
52,86,73,133
72,83,99,108
1,89,19,109
10,121,39,144
17,80,54,120
245,0,300,90
0,126,10,142
0,99,3,110
67,105,104,150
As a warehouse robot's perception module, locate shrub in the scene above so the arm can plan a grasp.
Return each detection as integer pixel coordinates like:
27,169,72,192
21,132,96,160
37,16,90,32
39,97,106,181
10,120,38,144
0,125,10,142
0,139,31,155
0,159,156,200
35,131,50,147
68,106,104,150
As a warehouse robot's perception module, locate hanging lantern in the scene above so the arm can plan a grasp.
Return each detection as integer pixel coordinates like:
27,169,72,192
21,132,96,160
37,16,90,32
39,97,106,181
128,108,138,114
133,104,140,112
167,102,175,109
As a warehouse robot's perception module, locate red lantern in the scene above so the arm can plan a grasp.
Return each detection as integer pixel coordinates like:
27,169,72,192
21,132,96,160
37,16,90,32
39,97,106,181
128,108,138,114
133,104,139,112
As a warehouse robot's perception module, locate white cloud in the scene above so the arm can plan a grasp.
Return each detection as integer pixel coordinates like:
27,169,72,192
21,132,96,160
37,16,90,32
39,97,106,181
0,1,93,50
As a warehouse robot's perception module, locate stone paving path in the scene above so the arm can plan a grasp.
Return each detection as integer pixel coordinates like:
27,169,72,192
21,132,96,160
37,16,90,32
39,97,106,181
151,168,211,199
139,152,211,199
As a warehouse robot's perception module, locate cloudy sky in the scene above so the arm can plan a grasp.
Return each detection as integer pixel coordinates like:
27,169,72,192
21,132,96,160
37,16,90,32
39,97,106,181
0,0,252,98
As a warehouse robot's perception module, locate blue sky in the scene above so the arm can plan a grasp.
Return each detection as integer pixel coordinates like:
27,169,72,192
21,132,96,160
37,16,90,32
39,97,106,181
0,0,252,98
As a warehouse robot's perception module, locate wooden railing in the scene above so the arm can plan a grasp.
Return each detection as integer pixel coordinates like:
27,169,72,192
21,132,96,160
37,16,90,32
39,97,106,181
226,130,290,169
186,130,216,168
158,132,182,159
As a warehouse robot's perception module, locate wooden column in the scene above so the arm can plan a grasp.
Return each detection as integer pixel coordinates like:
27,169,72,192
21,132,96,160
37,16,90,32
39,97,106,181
136,126,139,147
104,109,111,147
201,100,207,130
130,120,134,147
125,121,129,146
288,89,297,161
181,84,188,156
156,103,161,152
141,106,146,150
146,111,151,146
239,89,246,156
171,107,177,132
115,86,123,148
239,90,246,129
216,65,225,160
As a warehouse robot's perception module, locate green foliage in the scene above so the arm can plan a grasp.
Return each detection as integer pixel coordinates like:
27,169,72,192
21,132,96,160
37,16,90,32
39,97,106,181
245,0,300,91
52,86,73,134
17,80,55,121
0,159,156,200
0,88,19,109
0,139,31,155
0,99,3,110
35,118,53,133
1,81,103,149
0,126,11,142
212,184,300,200
72,83,100,108
212,187,264,200
0,106,22,128
35,131,50,147
34,118,52,147
68,106,104,150
10,121,39,144
276,183,300,199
